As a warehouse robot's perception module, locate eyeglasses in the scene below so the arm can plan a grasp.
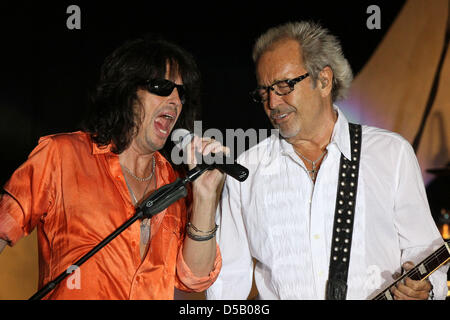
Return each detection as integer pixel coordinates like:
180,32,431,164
250,73,309,103
143,79,186,104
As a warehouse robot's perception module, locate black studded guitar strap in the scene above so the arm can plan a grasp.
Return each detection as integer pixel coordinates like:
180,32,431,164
325,123,362,300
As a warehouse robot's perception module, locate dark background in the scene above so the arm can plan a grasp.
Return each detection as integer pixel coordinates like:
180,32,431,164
0,1,406,186
1,0,449,297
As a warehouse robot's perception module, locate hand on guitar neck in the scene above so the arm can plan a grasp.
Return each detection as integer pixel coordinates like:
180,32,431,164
389,262,433,300
373,240,449,300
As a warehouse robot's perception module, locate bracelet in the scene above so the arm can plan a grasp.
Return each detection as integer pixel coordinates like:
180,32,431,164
186,222,218,234
186,222,218,241
186,229,217,241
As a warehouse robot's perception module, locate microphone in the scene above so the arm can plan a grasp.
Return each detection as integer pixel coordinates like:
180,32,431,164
171,129,249,182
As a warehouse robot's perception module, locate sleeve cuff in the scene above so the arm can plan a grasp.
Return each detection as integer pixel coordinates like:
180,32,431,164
176,242,222,292
0,194,26,246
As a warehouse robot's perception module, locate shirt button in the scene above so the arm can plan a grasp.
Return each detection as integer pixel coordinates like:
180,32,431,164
131,240,136,247
136,275,141,282
313,234,320,240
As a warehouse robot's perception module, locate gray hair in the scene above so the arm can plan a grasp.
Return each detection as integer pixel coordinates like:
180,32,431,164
252,21,353,102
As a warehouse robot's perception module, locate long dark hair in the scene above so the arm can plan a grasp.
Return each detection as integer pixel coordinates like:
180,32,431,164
83,35,201,164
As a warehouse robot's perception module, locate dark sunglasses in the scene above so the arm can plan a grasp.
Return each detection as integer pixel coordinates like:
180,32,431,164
143,79,186,104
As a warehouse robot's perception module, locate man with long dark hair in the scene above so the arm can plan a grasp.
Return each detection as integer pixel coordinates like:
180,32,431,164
0,36,223,299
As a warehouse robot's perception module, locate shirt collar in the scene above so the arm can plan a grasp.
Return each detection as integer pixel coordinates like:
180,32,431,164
278,105,352,160
91,139,172,171
92,141,113,155
91,136,174,180
330,105,352,160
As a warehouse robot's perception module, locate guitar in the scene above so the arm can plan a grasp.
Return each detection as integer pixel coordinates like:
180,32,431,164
372,240,450,300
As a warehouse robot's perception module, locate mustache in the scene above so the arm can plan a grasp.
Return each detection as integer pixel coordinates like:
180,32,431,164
160,105,179,116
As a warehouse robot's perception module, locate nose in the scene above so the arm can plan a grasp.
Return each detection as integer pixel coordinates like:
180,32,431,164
267,89,284,110
168,87,184,106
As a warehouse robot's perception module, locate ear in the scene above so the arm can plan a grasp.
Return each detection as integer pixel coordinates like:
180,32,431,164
317,66,333,98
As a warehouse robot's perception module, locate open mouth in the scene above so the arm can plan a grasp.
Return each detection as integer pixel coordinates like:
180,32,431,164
271,111,292,124
154,110,177,136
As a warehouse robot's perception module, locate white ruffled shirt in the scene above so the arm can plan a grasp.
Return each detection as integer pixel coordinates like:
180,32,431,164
206,106,448,300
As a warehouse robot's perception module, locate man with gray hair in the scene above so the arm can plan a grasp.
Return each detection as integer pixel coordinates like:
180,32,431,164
206,21,448,300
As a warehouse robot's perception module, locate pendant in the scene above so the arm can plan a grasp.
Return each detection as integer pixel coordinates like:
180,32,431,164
140,219,150,245
309,164,318,181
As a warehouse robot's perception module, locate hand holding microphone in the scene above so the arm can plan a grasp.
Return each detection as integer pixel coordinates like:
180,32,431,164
172,129,249,182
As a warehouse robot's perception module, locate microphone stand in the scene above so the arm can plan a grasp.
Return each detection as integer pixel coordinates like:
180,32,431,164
28,165,210,300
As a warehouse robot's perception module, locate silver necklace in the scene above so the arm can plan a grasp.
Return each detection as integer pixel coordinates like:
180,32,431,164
122,161,156,251
121,156,155,182
294,148,327,181
121,157,155,205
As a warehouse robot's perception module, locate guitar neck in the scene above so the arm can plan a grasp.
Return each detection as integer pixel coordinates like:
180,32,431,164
372,240,450,300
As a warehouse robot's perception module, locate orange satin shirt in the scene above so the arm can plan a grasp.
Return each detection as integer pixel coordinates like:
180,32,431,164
0,131,221,299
